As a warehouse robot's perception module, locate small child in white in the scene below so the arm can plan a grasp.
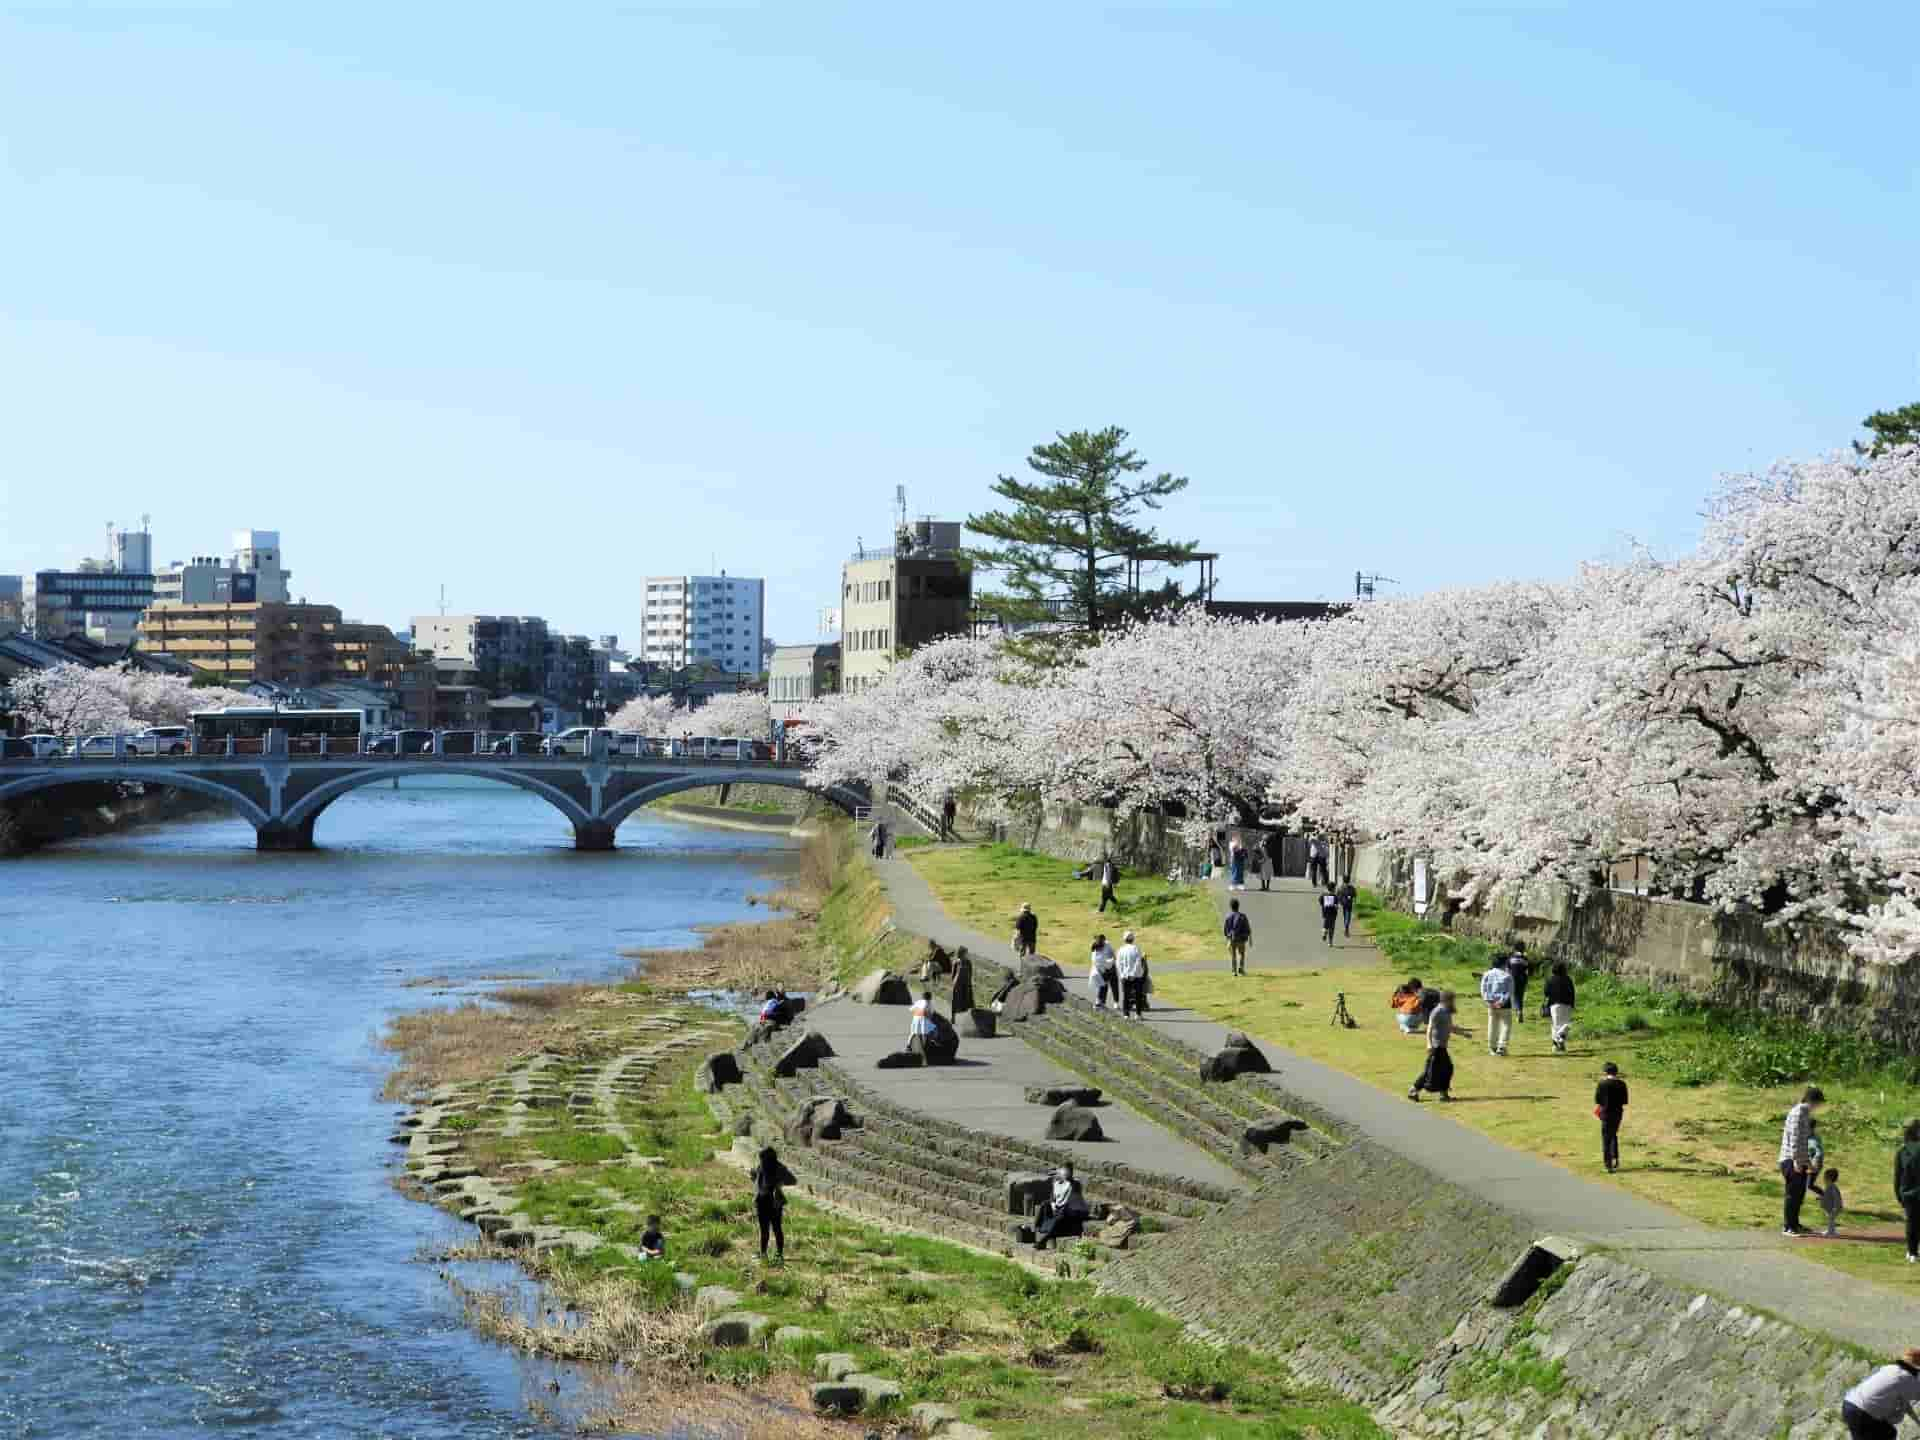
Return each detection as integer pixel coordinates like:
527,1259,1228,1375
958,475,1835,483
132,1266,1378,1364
1809,1168,1844,1237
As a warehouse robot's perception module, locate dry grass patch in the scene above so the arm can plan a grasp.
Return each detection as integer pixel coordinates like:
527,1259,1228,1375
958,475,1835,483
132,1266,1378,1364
380,992,592,1100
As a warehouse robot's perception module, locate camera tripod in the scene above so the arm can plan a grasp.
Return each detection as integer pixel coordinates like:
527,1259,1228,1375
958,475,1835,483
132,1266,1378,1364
1330,991,1356,1029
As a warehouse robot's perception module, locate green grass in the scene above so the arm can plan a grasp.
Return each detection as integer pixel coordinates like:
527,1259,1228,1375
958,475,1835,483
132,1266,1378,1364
531,1130,629,1165
910,842,1222,963
815,822,921,983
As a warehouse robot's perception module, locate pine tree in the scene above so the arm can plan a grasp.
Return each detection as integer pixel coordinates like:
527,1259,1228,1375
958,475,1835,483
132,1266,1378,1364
967,427,1197,642
1857,402,1920,457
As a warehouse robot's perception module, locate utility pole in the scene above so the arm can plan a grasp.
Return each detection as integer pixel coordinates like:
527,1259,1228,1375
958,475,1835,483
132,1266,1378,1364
1354,571,1398,603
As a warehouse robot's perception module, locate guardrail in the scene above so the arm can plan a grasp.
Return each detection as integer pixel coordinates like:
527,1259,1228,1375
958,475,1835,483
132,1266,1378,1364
0,731,814,767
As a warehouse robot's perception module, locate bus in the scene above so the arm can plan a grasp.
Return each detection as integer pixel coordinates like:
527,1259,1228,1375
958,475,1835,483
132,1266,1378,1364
190,707,365,755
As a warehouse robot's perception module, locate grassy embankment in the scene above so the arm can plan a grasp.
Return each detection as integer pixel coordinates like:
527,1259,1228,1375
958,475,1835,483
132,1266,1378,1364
383,831,1382,1438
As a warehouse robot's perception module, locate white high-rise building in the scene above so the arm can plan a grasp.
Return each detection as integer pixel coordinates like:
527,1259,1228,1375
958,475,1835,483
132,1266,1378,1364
154,529,291,605
641,574,765,675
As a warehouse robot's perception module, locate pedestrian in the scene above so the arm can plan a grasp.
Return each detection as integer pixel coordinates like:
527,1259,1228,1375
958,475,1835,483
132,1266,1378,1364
1251,844,1270,892
1207,836,1224,874
1407,989,1455,1102
1012,902,1039,958
1809,1168,1845,1237
1594,1061,1628,1172
1391,976,1425,1035
1840,1349,1920,1440
639,1214,667,1261
1223,898,1253,976
950,945,974,1016
1336,878,1356,937
1544,961,1576,1053
749,1145,796,1264
1263,831,1283,885
941,795,956,840
1505,942,1531,1025
1479,957,1513,1057
1115,930,1147,1019
1318,885,1339,947
869,818,888,859
1896,1118,1920,1264
1228,836,1247,891
1778,1085,1825,1237
1088,933,1117,1008
1098,855,1118,913
1306,837,1323,888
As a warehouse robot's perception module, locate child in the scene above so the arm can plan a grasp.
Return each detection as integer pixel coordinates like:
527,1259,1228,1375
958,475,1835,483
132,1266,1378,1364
639,1214,666,1261
1810,1169,1845,1237
1594,1062,1628,1173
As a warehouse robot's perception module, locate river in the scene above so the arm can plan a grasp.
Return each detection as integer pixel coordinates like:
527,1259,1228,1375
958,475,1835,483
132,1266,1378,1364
0,778,796,1439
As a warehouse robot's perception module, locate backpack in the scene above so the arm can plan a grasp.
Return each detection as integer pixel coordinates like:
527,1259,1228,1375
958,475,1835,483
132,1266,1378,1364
1225,911,1251,941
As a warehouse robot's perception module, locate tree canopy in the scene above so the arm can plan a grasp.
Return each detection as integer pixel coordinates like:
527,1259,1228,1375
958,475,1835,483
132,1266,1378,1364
1857,402,1920,457
966,427,1197,641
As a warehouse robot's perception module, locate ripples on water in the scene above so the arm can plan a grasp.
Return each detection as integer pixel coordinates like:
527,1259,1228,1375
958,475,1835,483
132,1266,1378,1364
0,778,795,1438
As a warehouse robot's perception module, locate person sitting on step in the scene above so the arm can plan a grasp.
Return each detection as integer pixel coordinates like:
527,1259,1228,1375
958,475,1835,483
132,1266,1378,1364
1033,1164,1090,1250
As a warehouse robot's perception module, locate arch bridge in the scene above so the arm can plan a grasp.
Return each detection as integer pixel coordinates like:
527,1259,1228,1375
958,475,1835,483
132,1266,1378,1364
0,742,867,851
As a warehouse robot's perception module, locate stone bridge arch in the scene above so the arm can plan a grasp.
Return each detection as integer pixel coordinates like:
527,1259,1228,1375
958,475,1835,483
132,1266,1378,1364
0,769,273,830
277,764,597,849
597,770,865,839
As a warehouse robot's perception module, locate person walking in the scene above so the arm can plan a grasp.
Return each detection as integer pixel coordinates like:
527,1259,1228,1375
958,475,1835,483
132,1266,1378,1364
950,945,974,1017
1779,1085,1825,1236
1545,961,1576,1053
1336,878,1356,937
1896,1118,1920,1264
749,1145,796,1264
1318,885,1339,947
1088,933,1117,1008
869,819,888,859
1840,1349,1920,1440
1479,957,1514,1057
1098,855,1118,913
1228,836,1247,891
1505,943,1531,1026
1306,837,1324,888
1407,989,1455,1101
1251,844,1270,892
941,795,956,841
1223,898,1253,976
1115,930,1147,1019
1594,1061,1628,1172
1013,903,1039,958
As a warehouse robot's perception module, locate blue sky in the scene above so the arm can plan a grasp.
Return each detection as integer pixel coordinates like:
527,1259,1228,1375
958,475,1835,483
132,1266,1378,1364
1,5,1912,643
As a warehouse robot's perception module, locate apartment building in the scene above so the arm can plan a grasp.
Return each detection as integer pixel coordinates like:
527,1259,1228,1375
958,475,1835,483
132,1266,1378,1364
839,521,971,693
137,601,342,687
768,643,839,718
640,574,764,675
155,531,292,606
411,614,551,691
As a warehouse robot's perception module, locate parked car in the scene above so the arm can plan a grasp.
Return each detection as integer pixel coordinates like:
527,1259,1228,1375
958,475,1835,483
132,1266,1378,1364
542,726,619,757
489,731,546,755
365,729,435,755
437,730,479,755
8,734,66,759
129,725,192,756
69,734,126,757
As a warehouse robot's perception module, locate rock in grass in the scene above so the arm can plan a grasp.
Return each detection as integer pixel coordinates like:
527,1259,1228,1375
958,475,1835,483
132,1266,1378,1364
694,1285,743,1316
911,1401,961,1432
850,969,912,1006
703,1310,771,1347
849,1373,903,1405
813,1351,859,1380
1045,1101,1106,1141
695,1051,741,1092
1240,1117,1307,1155
773,1029,836,1078
810,1381,866,1414
774,1325,823,1348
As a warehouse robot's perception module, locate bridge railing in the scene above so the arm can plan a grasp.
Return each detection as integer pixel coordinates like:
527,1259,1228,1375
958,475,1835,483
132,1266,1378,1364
3,729,817,769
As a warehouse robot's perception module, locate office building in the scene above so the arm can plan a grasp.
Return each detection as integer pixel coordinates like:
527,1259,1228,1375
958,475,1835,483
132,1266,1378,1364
411,614,551,692
0,576,21,636
839,520,971,693
25,568,158,645
155,530,292,605
641,574,764,675
768,643,839,717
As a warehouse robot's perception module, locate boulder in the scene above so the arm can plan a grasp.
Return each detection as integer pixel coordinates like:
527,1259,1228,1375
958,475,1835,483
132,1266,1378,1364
695,1051,741,1092
875,1049,923,1070
732,1112,755,1137
1198,1033,1273,1084
1239,1117,1308,1155
694,1285,744,1316
850,968,912,1006
850,1374,903,1406
773,1029,836,1078
921,1009,960,1065
1024,1084,1101,1107
1019,956,1064,983
788,1095,857,1146
703,1310,772,1347
1046,1101,1106,1142
814,1352,860,1381
774,1325,824,1349
998,977,1063,1023
962,1008,998,1039
1005,1170,1053,1216
810,1382,867,1415
911,1401,961,1434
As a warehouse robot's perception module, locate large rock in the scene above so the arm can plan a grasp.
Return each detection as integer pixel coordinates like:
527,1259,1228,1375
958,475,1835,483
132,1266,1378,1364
1046,1101,1106,1142
875,1049,923,1070
922,1009,960,1065
1024,1084,1101,1106
1240,1117,1308,1155
814,1352,859,1381
773,1028,836,1078
962,1008,998,1039
704,1310,772,1347
850,968,912,1005
810,1382,866,1415
695,1051,741,1092
694,1285,744,1316
788,1095,857,1146
1019,956,1064,982
1005,1170,1053,1216
998,977,1063,1023
1199,1033,1273,1084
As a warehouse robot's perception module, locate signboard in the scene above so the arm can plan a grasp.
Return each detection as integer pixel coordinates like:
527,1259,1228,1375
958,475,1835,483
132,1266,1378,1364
229,573,257,603
1411,858,1431,917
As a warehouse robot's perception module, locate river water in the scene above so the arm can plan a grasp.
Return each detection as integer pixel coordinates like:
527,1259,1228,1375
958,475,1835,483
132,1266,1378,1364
0,779,795,1439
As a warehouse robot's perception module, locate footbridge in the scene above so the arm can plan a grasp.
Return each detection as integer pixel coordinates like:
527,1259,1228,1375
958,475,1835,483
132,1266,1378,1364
0,735,867,851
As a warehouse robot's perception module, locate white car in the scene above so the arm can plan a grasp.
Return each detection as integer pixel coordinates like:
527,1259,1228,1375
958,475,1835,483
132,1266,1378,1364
69,734,127,758
542,727,629,757
14,734,64,758
129,725,192,756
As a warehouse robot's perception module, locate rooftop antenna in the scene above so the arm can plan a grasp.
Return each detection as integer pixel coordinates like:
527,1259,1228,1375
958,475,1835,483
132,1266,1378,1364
894,484,909,547
439,583,446,616
106,520,116,569
1355,571,1398,603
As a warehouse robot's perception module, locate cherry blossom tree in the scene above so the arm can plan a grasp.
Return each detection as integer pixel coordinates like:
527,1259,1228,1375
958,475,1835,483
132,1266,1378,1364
608,693,682,735
689,691,773,741
7,664,251,738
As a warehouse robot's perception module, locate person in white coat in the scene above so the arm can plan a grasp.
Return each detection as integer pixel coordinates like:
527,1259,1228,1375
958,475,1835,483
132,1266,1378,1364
1088,934,1117,1008
1114,931,1148,1019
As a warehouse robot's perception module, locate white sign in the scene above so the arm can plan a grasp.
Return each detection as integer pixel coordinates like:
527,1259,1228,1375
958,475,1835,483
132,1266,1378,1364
1412,858,1431,917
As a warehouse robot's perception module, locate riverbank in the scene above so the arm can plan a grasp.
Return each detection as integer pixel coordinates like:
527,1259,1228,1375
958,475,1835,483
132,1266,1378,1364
383,824,1380,1438
0,780,226,855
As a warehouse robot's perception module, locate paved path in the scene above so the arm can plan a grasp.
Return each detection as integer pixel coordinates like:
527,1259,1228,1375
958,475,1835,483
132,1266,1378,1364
868,838,1920,1355
800,993,1243,1192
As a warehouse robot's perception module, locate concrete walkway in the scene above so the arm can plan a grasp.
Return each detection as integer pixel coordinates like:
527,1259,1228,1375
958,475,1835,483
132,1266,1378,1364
1159,872,1379,974
867,838,1920,1355
800,993,1242,1192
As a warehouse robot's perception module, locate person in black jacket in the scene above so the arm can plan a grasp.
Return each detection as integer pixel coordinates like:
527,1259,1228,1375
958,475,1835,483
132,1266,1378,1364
1013,903,1039,958
1544,961,1576,1053
1896,1118,1920,1265
1505,943,1532,1025
750,1146,797,1263
1595,1062,1628,1172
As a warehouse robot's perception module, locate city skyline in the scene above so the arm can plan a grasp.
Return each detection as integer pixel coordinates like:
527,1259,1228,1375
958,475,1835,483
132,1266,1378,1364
1,7,1911,643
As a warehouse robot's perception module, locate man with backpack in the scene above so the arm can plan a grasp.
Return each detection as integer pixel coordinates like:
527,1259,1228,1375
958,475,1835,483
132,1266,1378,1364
1318,885,1339,947
1223,898,1253,976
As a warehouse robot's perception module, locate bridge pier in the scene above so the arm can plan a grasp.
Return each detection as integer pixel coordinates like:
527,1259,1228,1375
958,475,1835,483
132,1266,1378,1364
257,817,317,852
573,820,617,852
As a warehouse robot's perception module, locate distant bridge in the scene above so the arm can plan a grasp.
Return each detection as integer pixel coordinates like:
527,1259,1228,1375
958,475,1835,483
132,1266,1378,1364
0,735,865,850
